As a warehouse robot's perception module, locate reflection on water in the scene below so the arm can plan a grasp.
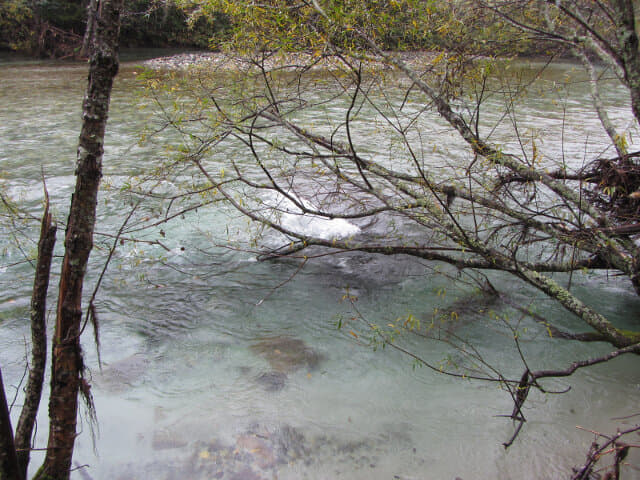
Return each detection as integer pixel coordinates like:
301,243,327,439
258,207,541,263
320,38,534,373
0,56,639,479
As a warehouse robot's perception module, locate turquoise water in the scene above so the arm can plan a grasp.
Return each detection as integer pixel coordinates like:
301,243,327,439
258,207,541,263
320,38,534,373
0,55,638,479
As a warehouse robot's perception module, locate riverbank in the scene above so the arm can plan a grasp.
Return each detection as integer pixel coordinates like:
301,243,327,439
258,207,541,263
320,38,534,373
141,50,441,71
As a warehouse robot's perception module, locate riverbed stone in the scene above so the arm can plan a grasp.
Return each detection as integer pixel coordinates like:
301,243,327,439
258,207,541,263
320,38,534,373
152,429,188,450
114,420,420,479
255,370,288,392
94,353,150,392
235,433,278,469
250,336,324,373
228,468,264,480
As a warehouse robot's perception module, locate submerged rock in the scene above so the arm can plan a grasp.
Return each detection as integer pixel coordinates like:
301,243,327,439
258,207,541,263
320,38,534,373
180,423,309,479
239,424,309,466
254,371,287,392
152,430,188,451
235,434,278,469
228,468,264,480
93,353,150,392
113,420,420,479
249,336,324,373
272,424,308,461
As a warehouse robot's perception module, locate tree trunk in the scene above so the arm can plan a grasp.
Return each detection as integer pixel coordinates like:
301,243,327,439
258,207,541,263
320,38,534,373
80,0,98,58
14,204,57,479
34,1,123,478
0,367,22,480
614,0,640,125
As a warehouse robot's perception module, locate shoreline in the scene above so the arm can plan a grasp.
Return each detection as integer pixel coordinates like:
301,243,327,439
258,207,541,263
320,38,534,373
140,50,565,74
140,50,444,71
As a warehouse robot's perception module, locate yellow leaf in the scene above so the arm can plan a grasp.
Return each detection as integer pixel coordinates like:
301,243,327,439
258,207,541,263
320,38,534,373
432,52,445,66
199,450,210,459
349,330,358,338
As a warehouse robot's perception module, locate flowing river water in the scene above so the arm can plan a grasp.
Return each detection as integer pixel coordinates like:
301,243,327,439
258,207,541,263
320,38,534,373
1,51,639,479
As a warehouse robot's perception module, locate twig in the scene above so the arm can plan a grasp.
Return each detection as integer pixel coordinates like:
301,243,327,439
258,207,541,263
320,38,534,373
256,257,307,306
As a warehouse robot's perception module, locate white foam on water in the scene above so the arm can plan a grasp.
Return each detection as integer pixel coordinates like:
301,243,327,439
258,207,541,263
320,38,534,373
265,190,361,240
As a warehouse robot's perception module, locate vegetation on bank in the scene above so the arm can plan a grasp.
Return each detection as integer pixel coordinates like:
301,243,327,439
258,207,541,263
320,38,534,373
1,0,557,58
0,0,229,57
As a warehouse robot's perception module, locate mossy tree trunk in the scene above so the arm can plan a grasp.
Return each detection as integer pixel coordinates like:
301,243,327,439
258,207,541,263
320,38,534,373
33,1,123,478
0,367,22,480
14,202,57,479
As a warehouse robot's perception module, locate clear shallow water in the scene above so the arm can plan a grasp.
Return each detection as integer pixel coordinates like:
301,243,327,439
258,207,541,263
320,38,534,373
0,56,639,479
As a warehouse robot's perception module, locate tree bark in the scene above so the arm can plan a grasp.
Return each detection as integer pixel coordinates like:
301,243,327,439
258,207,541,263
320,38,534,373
0,367,22,480
80,0,98,58
34,1,123,478
614,0,640,125
14,203,56,479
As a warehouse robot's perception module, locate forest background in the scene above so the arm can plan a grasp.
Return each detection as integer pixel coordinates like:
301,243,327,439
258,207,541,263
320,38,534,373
0,0,563,58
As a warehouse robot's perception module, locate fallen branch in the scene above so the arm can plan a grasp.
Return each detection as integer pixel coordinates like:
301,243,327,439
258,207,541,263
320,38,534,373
571,424,640,480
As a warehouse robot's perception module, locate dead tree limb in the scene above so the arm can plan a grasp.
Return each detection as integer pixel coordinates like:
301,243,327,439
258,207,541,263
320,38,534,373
15,183,57,479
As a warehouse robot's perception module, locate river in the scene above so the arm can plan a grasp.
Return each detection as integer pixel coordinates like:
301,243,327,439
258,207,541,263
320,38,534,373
0,51,639,479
